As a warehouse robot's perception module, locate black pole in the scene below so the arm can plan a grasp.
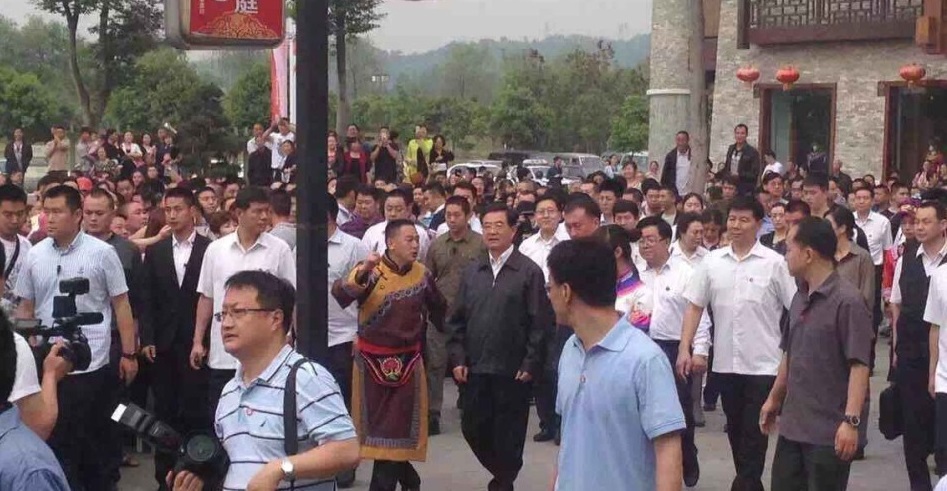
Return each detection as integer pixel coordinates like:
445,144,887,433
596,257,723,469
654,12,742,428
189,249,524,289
295,0,330,363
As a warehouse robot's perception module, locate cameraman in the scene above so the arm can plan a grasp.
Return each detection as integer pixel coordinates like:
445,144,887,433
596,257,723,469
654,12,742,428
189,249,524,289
0,311,70,490
170,271,359,491
14,185,137,491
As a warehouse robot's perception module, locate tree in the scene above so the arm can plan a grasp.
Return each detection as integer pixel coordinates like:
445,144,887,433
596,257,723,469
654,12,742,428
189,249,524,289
609,95,649,151
34,0,99,125
438,44,497,102
685,0,710,194
224,62,271,133
490,84,552,149
328,0,385,135
0,67,71,142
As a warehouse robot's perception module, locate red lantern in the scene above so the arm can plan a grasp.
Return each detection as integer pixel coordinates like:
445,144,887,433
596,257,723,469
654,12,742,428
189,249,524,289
899,63,926,87
736,66,761,86
775,66,800,91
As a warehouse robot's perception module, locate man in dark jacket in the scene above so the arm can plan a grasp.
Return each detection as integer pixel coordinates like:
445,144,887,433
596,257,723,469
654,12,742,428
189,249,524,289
246,135,273,187
448,203,552,491
724,124,761,196
661,130,692,195
3,129,32,176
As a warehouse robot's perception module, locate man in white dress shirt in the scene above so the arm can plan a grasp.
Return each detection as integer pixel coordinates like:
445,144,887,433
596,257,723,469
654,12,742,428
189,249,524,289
678,196,797,491
853,186,892,371
362,188,432,259
637,216,712,488
435,182,483,236
190,187,296,416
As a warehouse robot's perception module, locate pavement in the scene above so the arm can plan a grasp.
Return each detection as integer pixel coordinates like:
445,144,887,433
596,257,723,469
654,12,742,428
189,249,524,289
119,340,937,490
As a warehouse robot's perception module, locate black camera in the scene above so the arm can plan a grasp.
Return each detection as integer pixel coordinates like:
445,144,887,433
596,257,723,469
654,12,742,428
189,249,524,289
14,277,101,372
112,403,228,484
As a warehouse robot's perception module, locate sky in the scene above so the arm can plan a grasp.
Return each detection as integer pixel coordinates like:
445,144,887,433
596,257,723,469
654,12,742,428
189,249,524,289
0,0,652,54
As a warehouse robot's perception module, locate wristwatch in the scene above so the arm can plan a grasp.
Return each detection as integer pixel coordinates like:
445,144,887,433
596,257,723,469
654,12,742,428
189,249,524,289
843,415,861,428
280,459,296,482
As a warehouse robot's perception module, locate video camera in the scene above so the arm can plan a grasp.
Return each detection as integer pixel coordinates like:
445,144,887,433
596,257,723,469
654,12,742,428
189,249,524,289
14,277,101,372
112,403,228,484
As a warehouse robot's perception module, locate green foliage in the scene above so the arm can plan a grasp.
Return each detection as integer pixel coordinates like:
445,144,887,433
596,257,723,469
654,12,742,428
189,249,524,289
489,84,552,149
0,67,71,142
192,50,268,92
609,95,649,152
224,62,271,133
104,49,234,172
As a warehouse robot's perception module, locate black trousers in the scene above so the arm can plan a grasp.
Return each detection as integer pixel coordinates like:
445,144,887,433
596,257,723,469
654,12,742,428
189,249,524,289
870,265,883,371
369,460,420,491
207,368,236,423
326,342,354,410
536,325,571,434
897,356,944,491
462,374,531,490
771,436,852,491
655,340,699,479
48,367,117,491
152,343,211,489
716,372,776,491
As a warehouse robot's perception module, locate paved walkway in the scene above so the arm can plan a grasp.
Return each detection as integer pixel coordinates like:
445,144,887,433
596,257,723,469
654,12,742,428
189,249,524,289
120,341,938,490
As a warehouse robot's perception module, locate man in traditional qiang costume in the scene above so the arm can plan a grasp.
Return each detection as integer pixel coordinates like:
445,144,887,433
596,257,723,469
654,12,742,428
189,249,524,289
333,218,446,491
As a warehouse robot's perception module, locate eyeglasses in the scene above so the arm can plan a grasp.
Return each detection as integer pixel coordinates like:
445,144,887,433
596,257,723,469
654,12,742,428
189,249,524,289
214,308,275,322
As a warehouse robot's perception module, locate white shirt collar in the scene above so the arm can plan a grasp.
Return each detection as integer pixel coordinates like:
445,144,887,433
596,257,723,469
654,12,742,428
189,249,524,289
916,240,947,260
173,230,196,248
724,241,768,262
228,230,267,254
490,245,515,268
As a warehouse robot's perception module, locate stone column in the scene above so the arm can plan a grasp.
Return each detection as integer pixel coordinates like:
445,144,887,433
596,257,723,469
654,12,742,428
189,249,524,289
647,0,692,165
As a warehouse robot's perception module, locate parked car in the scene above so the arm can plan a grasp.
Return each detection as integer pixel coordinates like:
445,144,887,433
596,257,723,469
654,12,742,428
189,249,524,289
448,161,504,179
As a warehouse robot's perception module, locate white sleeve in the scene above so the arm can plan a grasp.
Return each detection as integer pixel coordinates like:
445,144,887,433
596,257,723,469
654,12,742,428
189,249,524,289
925,269,946,327
683,259,711,308
9,333,40,403
774,259,798,310
890,257,904,305
693,309,712,357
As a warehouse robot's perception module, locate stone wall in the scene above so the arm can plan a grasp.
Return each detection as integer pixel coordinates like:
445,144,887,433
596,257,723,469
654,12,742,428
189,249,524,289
710,0,947,178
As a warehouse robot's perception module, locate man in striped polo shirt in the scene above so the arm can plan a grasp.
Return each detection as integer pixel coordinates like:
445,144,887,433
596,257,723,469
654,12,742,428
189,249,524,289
170,271,359,491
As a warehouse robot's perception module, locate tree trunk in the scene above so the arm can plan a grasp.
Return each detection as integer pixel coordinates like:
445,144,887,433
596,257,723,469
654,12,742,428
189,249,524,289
66,13,94,126
686,0,710,194
334,14,350,136
95,0,113,119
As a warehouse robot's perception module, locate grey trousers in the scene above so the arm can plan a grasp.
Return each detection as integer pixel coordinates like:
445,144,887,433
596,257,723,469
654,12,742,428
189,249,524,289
426,326,449,418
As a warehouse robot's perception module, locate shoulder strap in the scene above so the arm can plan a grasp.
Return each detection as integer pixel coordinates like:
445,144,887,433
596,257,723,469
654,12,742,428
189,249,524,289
4,238,20,280
284,358,309,457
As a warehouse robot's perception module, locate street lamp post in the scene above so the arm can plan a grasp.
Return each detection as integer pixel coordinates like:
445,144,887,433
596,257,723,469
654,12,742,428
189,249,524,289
294,0,330,363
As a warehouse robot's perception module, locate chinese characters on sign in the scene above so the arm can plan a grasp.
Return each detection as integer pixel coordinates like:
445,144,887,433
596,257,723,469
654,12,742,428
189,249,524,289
166,0,284,49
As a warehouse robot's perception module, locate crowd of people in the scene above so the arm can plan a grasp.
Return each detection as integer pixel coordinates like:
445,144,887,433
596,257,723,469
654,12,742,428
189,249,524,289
1,118,947,491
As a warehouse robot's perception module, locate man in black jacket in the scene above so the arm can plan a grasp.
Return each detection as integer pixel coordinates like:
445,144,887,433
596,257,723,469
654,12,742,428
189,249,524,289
724,124,761,196
246,135,273,187
448,203,552,491
3,129,32,176
661,130,692,195
138,187,212,490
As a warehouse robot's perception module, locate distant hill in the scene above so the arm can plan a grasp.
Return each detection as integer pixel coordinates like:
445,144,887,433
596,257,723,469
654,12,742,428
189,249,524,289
375,34,650,87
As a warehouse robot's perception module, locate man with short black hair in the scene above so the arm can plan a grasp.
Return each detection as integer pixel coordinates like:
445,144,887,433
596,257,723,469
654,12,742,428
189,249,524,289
662,131,691,195
0,184,30,316
191,186,296,420
362,189,432,257
672,212,708,266
269,189,296,249
762,217,872,491
449,204,552,491
424,195,485,436
335,175,359,226
598,180,623,225
436,182,483,235
803,174,832,218
15,185,136,491
172,270,359,491
853,186,892,371
642,178,664,217
679,196,797,491
0,314,70,490
334,219,446,491
423,182,447,230
563,198,602,240
724,124,761,196
549,238,684,490
339,185,381,240
614,199,641,234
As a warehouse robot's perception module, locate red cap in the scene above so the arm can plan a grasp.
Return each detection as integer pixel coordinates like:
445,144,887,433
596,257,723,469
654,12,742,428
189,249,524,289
76,177,93,192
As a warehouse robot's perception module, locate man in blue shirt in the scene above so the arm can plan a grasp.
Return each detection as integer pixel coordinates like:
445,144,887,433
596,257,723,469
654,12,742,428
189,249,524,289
548,238,686,491
0,311,70,491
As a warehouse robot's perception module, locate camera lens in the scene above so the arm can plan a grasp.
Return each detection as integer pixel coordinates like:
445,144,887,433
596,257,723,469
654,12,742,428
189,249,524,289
185,434,219,463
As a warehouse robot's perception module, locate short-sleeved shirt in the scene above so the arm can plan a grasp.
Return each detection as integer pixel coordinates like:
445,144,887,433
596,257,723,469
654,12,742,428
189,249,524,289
9,333,39,403
425,228,485,309
556,318,685,490
684,242,797,376
14,232,129,373
197,232,296,370
0,406,70,491
215,346,356,491
327,229,368,347
779,272,872,446
924,264,947,393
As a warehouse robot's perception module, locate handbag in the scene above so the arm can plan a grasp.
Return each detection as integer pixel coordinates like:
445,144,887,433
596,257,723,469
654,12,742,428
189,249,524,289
878,383,903,440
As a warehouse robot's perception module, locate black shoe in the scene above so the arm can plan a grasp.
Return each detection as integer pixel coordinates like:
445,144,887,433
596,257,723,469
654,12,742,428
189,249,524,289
554,432,561,446
684,462,700,487
853,446,865,461
337,469,356,488
533,429,556,442
429,416,441,436
694,420,706,428
702,403,716,412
